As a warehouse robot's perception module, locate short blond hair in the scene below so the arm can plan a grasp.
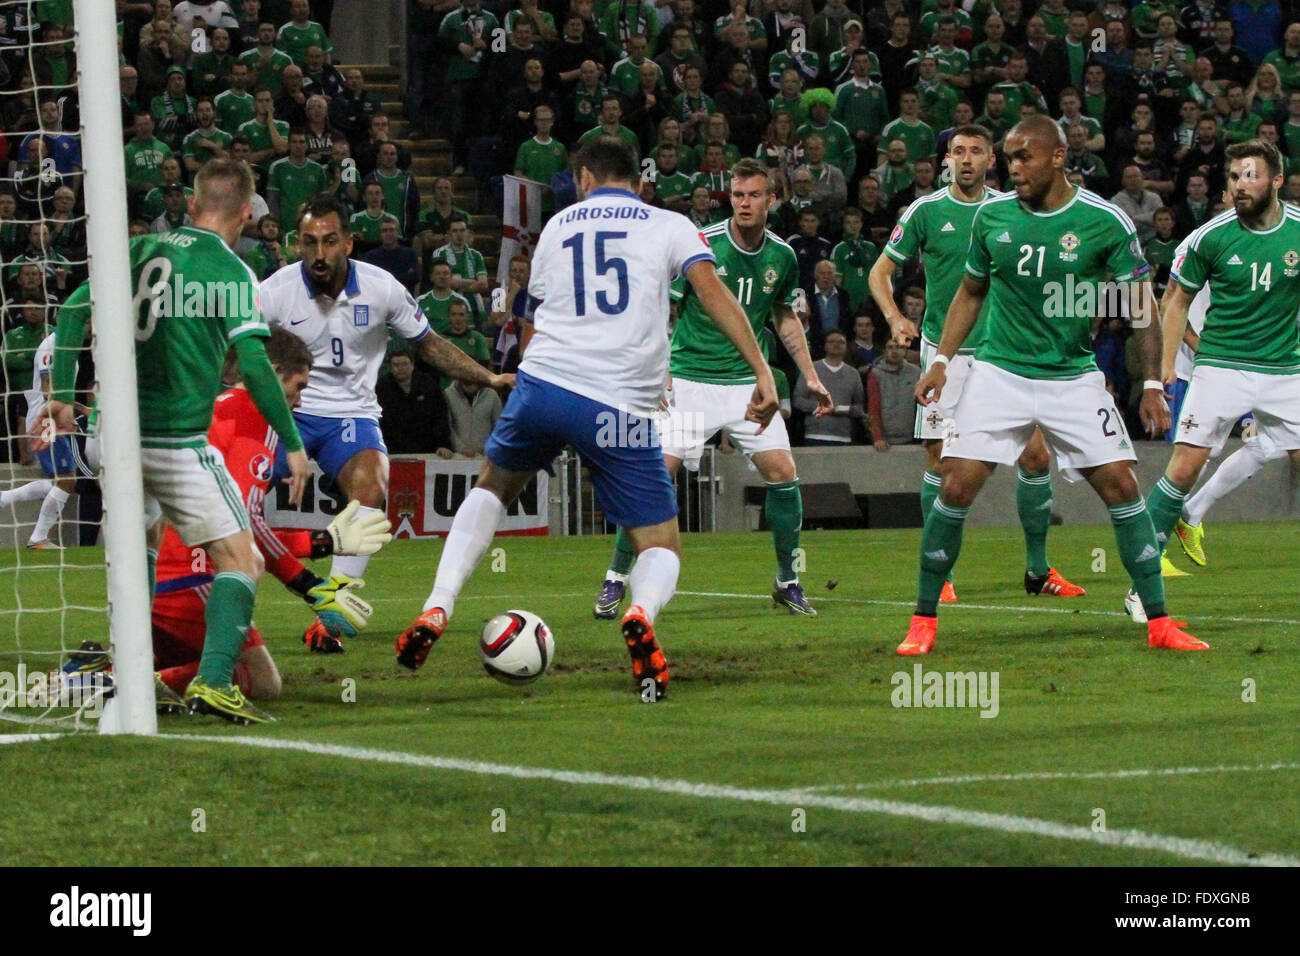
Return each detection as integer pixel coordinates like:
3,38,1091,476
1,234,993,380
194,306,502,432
193,158,254,217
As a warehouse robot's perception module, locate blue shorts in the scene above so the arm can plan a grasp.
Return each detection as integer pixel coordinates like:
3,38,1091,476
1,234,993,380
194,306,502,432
273,412,387,481
486,371,677,528
37,435,92,478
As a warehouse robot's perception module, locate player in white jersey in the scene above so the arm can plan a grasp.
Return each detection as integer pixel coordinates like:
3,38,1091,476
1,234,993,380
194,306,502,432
0,314,94,549
258,196,513,651
395,136,779,700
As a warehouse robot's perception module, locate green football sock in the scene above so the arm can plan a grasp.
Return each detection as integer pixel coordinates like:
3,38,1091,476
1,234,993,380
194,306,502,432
608,526,635,578
916,499,969,617
766,480,802,583
1109,498,1166,620
1016,467,1053,576
920,469,941,520
919,469,953,585
146,547,158,600
197,571,257,687
1145,475,1189,551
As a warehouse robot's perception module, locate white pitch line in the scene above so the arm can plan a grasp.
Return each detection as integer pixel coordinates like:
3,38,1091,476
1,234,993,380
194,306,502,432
805,762,1300,792
153,733,1296,866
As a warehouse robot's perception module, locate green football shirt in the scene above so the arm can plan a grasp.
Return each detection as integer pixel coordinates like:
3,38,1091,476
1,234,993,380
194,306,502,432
879,117,936,162
669,219,800,384
349,209,400,246
965,187,1150,379
237,118,290,166
514,136,568,212
214,88,256,134
885,184,1004,352
182,125,233,167
416,289,472,335
831,235,880,310
127,227,270,444
1175,206,1300,373
267,156,329,221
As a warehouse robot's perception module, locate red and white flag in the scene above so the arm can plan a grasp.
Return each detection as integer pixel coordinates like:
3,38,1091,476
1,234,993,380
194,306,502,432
498,174,542,287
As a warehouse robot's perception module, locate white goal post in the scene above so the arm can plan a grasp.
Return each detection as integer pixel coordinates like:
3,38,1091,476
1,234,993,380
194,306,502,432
73,0,155,735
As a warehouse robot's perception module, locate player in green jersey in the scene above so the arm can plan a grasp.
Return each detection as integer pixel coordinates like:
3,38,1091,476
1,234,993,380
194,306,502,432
869,124,1087,603
900,116,1206,654
43,159,315,723
593,158,833,619
1145,139,1300,612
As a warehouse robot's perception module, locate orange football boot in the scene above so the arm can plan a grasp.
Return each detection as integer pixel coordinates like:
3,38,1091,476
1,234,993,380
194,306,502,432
395,607,447,670
898,615,937,655
1147,618,1209,651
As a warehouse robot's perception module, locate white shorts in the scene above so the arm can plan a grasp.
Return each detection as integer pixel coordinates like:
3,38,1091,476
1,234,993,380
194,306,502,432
1175,365,1300,452
142,443,249,546
944,361,1136,481
660,377,791,471
915,338,974,441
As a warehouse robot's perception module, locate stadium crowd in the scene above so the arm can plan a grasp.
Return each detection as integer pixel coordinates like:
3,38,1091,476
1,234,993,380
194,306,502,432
6,0,1300,460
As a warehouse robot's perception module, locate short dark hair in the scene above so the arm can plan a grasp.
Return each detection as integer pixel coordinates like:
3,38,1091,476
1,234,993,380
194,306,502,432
1225,138,1283,179
575,135,639,184
950,123,993,144
266,327,313,376
297,194,352,233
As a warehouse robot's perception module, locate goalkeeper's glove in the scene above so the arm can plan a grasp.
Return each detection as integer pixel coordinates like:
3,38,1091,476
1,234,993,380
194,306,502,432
326,499,394,556
307,575,373,638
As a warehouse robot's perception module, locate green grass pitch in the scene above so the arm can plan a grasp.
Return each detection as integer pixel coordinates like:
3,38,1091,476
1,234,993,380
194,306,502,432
1,523,1298,866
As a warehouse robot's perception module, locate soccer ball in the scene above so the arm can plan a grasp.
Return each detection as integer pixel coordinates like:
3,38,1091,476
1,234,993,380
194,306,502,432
479,610,555,684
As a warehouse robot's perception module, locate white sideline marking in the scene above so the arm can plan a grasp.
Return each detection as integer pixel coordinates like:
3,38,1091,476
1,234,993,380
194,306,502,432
806,762,1300,792
0,732,66,745
154,734,1297,866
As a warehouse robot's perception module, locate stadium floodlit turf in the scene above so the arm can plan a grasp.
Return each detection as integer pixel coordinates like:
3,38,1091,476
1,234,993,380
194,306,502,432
2,524,1298,865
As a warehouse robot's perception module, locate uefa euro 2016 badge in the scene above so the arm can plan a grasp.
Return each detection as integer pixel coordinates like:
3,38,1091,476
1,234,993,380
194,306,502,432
1059,231,1080,262
1285,250,1300,277
353,304,369,327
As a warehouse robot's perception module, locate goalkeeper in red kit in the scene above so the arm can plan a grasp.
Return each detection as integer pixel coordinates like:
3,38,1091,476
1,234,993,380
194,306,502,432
152,328,393,703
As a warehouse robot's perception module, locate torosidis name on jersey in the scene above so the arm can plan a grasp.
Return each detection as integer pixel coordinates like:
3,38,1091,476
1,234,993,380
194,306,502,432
558,205,653,223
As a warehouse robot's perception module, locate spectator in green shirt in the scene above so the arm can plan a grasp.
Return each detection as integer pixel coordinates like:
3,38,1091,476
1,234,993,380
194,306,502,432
439,299,492,390
124,111,175,199
277,0,337,67
514,105,569,215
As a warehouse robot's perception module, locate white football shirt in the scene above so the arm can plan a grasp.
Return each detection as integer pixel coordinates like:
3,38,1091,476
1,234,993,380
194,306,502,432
258,259,431,419
1170,235,1210,382
520,186,715,414
25,333,57,432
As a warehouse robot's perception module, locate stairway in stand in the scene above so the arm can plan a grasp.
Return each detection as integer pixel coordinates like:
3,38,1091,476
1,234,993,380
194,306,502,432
340,62,502,280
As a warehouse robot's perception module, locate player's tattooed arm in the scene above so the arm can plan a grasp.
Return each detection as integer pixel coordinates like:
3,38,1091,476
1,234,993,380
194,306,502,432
775,305,833,417
416,331,512,390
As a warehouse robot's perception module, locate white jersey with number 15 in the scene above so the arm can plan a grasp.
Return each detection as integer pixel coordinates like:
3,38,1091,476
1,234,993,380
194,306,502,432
520,186,715,415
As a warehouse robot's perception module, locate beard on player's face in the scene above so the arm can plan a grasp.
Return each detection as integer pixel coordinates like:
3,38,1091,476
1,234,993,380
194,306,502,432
1234,181,1274,218
308,252,345,291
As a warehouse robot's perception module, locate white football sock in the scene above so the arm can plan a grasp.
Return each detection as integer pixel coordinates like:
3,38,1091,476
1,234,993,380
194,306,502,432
627,547,679,623
424,487,505,619
1,479,54,509
31,486,71,543
328,504,383,579
1183,441,1279,526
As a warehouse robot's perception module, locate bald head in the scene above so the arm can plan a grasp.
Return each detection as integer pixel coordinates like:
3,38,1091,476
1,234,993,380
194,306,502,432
1010,114,1067,150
